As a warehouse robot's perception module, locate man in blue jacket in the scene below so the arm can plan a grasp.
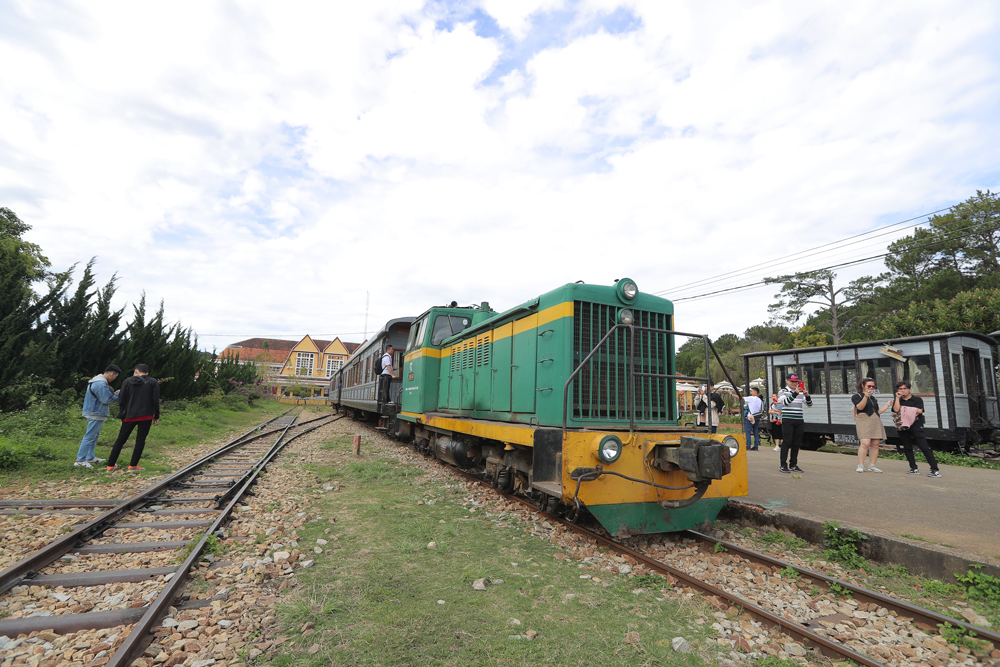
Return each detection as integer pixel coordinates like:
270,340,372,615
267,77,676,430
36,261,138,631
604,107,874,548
74,365,121,468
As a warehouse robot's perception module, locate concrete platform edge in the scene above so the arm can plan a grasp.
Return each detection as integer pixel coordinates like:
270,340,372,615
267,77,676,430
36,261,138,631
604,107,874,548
721,499,1000,584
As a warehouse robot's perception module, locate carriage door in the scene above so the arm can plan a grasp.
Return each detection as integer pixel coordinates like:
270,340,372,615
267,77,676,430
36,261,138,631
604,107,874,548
963,349,985,426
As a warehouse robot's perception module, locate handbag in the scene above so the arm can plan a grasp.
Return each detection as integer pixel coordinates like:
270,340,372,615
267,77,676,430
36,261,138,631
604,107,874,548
890,409,907,431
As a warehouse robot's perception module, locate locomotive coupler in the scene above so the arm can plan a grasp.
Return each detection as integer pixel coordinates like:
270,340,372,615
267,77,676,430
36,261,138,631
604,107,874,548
651,436,731,483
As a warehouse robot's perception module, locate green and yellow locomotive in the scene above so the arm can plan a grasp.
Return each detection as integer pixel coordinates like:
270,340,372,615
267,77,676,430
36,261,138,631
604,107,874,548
390,279,747,536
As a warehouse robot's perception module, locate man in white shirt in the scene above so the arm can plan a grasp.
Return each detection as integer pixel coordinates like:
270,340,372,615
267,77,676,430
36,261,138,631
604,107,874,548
379,345,397,405
743,387,764,451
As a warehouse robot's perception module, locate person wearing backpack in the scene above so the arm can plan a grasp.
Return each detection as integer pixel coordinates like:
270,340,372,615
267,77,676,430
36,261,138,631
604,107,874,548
106,364,160,472
74,365,121,468
379,345,397,405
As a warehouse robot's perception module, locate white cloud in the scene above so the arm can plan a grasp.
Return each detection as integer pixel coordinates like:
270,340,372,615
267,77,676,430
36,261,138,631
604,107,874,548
2,0,999,347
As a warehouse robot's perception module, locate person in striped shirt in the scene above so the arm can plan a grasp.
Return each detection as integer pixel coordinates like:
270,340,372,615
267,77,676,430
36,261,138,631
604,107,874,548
778,372,812,474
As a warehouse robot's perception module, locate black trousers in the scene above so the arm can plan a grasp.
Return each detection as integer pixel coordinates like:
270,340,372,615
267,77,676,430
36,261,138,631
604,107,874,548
897,426,939,471
379,375,393,404
780,421,804,468
108,420,152,467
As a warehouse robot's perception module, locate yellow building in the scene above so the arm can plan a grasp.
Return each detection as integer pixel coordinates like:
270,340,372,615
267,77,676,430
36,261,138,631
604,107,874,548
223,336,361,397
276,335,362,396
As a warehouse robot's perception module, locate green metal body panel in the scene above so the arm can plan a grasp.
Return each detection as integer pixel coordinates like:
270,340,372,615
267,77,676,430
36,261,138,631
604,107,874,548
511,327,537,413
400,283,678,430
492,334,512,412
588,497,727,535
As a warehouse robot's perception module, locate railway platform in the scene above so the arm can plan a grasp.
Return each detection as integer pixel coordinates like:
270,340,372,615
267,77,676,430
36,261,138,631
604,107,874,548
729,447,1000,580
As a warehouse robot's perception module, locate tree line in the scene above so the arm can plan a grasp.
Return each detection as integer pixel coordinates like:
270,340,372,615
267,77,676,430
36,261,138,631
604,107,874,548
677,190,1000,385
0,208,256,412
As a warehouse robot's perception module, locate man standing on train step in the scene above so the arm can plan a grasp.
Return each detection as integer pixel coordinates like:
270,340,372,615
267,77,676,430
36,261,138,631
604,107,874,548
106,364,160,472
380,345,397,405
778,372,812,474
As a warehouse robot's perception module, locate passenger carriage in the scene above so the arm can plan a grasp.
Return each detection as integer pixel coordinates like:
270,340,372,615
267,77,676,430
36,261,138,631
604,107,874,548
332,317,414,420
741,332,1000,452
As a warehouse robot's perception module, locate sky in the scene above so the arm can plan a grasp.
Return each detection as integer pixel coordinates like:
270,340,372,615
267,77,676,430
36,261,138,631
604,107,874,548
3,0,1000,349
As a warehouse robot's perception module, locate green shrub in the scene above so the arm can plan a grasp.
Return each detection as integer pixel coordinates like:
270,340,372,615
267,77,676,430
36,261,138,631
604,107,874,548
0,439,26,471
823,520,868,569
28,443,59,461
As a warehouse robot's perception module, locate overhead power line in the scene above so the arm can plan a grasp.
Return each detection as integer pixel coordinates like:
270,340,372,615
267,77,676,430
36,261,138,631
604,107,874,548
670,219,978,303
655,205,954,298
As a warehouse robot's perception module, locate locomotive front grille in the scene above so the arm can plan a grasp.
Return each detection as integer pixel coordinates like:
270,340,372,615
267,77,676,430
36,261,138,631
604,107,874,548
571,301,674,423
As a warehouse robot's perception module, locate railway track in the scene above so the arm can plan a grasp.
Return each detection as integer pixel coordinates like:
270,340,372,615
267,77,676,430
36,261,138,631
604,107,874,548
368,422,999,667
0,409,341,667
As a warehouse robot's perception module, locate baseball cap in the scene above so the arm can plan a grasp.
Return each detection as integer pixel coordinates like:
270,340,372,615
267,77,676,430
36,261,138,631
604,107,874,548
786,373,800,381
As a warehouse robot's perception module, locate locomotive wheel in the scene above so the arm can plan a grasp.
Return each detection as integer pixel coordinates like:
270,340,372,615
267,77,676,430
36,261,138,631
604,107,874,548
545,495,560,514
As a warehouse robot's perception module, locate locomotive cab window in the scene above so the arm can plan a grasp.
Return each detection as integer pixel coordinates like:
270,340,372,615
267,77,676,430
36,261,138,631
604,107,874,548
407,317,427,351
430,315,472,346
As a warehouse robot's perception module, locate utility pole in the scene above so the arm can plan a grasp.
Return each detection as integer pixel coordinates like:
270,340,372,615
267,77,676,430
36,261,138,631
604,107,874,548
364,291,370,339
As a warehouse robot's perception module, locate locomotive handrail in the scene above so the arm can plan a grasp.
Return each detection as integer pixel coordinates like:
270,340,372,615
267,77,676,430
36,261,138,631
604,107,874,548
561,324,745,439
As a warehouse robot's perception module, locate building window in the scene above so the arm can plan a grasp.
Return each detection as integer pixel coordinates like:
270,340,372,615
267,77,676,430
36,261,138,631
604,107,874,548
326,357,342,377
296,352,315,375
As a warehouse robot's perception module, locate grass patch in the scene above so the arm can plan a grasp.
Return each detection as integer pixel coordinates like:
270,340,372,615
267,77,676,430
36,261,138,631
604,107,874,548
893,533,956,549
0,395,289,484
758,531,809,554
269,441,721,666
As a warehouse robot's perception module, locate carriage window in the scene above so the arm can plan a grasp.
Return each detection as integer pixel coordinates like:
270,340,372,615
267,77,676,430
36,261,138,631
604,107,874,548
430,315,472,345
802,363,826,394
774,365,785,390
903,355,935,396
984,358,996,397
862,358,893,394
952,354,965,395
828,361,857,394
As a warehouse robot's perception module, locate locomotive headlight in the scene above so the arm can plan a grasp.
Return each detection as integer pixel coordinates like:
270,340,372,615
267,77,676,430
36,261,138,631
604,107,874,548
597,435,623,463
620,309,634,325
722,436,740,457
622,281,638,300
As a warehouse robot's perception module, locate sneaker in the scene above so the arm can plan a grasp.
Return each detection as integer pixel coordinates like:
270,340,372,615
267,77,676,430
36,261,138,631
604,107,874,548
127,466,145,472
773,446,780,452
106,465,118,472
88,457,106,463
856,465,865,473
906,468,920,475
928,470,942,478
867,466,883,473
74,461,93,468
791,466,804,473
779,466,791,473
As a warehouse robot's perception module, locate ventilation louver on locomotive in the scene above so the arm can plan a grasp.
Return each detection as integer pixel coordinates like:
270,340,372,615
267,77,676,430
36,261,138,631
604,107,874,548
571,301,675,424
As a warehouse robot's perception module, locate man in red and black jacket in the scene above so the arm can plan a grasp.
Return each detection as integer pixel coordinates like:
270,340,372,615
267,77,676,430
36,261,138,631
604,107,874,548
106,364,160,472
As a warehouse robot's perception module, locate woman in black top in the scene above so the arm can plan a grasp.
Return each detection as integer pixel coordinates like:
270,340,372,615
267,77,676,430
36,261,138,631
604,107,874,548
891,380,941,477
851,377,890,472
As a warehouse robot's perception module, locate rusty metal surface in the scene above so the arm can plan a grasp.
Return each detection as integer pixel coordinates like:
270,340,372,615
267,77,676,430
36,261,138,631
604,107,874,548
0,409,292,595
0,607,147,636
0,499,121,508
443,463,886,667
686,530,1000,650
74,541,190,554
105,414,339,667
115,520,213,529
0,509,101,516
31,567,177,587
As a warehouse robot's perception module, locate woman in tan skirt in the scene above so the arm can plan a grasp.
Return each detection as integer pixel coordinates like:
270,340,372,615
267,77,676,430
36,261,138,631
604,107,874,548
851,377,890,472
